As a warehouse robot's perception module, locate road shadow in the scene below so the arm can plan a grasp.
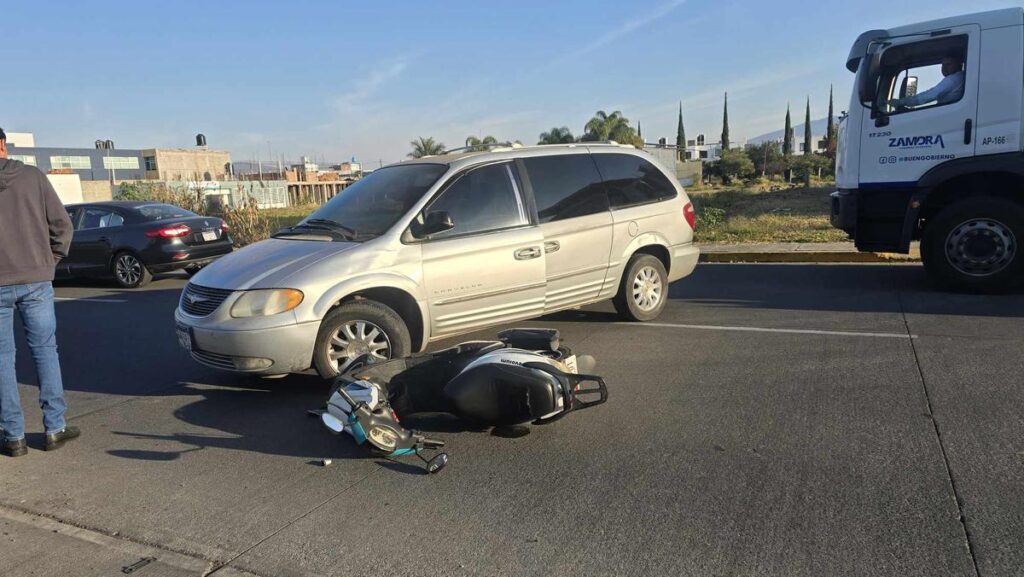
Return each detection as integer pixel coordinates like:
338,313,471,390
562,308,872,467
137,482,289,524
105,374,362,462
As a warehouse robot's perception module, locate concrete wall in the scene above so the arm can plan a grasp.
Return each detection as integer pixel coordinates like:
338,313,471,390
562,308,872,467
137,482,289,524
81,180,114,203
144,149,231,181
644,147,702,187
47,174,84,204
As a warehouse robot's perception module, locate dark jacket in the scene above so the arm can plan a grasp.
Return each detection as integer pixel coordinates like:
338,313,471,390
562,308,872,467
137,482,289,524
0,159,73,286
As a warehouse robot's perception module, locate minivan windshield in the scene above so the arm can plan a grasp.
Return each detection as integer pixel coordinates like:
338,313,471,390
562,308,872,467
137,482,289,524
289,163,447,239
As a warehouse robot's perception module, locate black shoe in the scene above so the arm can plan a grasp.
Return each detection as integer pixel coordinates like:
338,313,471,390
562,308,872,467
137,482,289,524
3,437,27,457
44,426,80,451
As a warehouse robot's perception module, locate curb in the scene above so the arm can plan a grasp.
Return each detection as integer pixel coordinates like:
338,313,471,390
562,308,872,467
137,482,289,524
699,252,920,264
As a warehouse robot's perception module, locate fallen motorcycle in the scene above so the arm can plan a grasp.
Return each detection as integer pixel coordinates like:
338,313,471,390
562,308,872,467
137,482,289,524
316,328,608,473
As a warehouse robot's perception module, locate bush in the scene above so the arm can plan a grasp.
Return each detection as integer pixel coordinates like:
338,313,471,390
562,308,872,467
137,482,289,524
220,197,272,248
697,206,726,229
116,181,205,214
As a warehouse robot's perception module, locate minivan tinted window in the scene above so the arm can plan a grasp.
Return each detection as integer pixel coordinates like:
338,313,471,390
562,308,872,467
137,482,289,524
592,154,677,209
302,164,447,236
521,154,608,223
423,163,528,239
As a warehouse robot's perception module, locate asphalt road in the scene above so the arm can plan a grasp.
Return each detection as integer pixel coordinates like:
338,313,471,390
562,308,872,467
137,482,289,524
1,264,1021,577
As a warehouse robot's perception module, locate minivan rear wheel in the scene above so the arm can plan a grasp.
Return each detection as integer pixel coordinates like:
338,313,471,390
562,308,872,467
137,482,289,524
613,253,668,321
313,300,411,379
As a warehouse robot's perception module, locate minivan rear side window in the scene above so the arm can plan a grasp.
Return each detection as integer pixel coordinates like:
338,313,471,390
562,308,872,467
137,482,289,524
520,154,609,223
592,153,677,209
425,162,528,239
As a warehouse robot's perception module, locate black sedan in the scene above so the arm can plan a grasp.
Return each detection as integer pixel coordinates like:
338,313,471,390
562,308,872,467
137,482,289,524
59,201,234,288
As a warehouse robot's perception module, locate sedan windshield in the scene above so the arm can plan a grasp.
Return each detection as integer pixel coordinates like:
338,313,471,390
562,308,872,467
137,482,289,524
295,164,447,237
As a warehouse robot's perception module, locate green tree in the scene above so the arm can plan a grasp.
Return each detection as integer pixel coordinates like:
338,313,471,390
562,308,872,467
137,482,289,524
717,148,754,185
464,135,498,152
721,92,730,151
803,98,813,186
408,137,446,158
538,126,576,144
583,110,635,143
746,141,785,177
637,121,642,142
790,153,832,184
676,101,686,161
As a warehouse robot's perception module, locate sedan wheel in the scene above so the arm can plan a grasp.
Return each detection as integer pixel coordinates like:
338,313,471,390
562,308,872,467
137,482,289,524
326,320,392,373
113,253,152,288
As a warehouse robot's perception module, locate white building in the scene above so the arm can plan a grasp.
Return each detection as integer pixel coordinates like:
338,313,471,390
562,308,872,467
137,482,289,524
4,132,35,147
684,134,746,162
747,118,829,155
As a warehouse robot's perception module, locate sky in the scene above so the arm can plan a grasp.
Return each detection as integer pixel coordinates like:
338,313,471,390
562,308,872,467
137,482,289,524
5,0,1020,166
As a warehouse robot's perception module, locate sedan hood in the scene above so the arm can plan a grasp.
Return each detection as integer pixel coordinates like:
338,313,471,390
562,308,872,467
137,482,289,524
192,238,359,290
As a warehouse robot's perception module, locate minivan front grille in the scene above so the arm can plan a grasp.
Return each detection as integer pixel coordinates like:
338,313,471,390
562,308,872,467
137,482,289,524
180,283,234,317
191,350,236,370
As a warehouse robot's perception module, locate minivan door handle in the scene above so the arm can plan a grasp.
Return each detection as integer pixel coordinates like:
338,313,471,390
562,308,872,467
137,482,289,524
964,118,972,145
543,241,560,254
514,246,542,260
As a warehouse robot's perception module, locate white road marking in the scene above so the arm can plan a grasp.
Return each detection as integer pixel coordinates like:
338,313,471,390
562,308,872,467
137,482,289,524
628,321,916,339
54,297,128,303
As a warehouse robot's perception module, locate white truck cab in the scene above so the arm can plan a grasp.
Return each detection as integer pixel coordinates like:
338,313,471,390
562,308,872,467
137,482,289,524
832,8,1024,291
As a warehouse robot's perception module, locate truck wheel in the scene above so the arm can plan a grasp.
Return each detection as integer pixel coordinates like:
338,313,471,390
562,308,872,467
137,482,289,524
312,300,411,379
613,253,669,321
922,197,1024,292
112,252,152,288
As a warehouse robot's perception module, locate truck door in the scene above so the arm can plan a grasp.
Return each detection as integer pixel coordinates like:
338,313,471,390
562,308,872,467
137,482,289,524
859,25,979,186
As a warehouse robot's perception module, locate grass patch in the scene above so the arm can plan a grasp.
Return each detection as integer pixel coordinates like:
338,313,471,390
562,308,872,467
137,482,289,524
689,185,848,243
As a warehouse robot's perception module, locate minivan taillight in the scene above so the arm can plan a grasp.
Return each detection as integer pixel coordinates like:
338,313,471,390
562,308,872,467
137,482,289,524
683,202,696,230
146,224,192,238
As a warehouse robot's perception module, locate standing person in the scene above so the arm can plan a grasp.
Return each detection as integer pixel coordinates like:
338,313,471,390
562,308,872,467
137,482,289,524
0,127,79,457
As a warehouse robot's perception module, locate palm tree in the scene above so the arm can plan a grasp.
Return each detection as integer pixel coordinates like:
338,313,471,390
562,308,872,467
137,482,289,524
464,135,498,152
537,127,575,144
582,110,637,145
408,137,446,158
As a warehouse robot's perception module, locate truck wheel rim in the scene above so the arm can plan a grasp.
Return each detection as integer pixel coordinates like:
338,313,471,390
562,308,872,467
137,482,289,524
632,265,663,311
327,320,391,373
116,255,142,285
944,218,1016,277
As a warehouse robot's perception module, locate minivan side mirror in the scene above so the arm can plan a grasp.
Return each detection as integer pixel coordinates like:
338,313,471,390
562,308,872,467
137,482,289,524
416,211,455,238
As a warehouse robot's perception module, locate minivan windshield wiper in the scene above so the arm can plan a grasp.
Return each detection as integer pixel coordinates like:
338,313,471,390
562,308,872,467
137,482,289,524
302,218,360,238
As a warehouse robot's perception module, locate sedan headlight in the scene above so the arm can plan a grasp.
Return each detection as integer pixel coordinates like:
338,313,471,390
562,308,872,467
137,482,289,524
230,289,304,318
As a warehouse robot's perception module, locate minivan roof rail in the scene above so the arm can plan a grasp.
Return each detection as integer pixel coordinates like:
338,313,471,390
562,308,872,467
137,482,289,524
441,141,525,155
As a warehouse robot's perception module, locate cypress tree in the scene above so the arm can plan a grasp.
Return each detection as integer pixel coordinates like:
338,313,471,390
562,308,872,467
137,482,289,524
676,102,686,161
637,121,642,141
803,97,813,186
721,92,730,151
783,104,793,182
804,97,812,155
783,105,793,157
826,85,835,149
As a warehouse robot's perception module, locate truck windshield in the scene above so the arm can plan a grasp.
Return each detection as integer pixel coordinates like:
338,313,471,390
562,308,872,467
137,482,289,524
295,163,447,238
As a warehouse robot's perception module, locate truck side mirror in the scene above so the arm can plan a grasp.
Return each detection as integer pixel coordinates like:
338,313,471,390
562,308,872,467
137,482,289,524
899,76,918,99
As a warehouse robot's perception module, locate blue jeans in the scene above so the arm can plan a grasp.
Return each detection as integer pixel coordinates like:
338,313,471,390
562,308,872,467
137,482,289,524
0,282,67,441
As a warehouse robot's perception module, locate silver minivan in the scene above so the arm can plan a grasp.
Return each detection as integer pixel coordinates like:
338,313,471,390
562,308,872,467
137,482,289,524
174,143,699,378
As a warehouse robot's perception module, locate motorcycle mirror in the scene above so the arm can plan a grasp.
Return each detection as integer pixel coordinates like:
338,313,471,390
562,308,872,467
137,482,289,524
321,412,346,434
426,453,449,474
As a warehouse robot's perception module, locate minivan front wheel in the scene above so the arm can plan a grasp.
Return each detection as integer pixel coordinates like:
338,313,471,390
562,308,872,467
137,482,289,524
613,253,668,321
313,300,411,379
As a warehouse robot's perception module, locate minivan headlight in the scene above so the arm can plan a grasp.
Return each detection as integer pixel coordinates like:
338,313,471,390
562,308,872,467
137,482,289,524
230,289,304,318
